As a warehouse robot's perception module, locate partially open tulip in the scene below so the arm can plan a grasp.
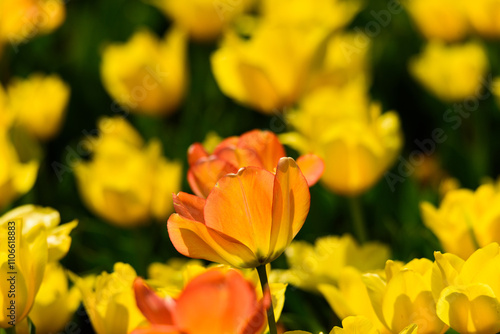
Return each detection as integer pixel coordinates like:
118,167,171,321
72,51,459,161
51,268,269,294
363,259,447,334
409,41,488,102
101,27,187,116
404,0,468,42
283,99,402,196
73,263,145,334
133,269,270,334
211,21,331,113
148,0,254,41
74,117,182,227
28,262,81,334
271,234,390,292
7,73,70,140
168,157,310,268
187,129,324,198
421,182,500,259
0,205,75,329
432,243,500,334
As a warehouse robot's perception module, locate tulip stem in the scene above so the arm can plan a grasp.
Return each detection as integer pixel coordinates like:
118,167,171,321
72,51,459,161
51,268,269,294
5,327,16,334
256,265,278,334
349,196,368,244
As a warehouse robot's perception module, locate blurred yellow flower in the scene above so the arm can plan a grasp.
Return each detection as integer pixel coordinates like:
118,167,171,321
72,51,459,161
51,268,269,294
148,0,254,41
0,129,39,210
0,0,66,46
27,262,80,334
432,243,500,333
271,234,390,292
331,316,417,334
74,117,182,227
260,0,362,32
211,21,331,113
283,98,403,196
7,73,70,140
409,41,488,102
0,205,74,328
404,0,468,42
465,0,500,38
101,27,187,116
421,181,500,259
0,209,47,328
363,259,447,334
73,262,145,334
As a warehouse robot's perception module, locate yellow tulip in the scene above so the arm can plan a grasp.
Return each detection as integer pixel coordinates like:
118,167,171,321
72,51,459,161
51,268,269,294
421,182,500,259
283,98,403,196
0,205,75,328
363,259,447,334
0,0,65,47
1,205,78,261
72,263,145,334
464,0,500,38
259,0,362,32
432,243,500,333
74,117,182,227
148,0,254,41
6,73,70,140
0,129,39,210
26,262,80,334
271,234,390,292
403,0,468,42
101,27,187,116
211,21,331,113
409,41,488,102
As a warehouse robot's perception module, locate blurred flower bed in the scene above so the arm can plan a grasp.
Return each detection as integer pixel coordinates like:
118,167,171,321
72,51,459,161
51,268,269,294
1,0,500,333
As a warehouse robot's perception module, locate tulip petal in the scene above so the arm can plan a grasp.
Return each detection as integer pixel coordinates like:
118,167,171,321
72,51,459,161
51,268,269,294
297,154,325,186
168,214,257,268
215,146,264,169
270,157,310,257
437,283,500,334
172,192,205,223
238,130,286,171
204,167,275,258
187,143,208,166
131,326,181,334
133,278,175,325
187,157,237,198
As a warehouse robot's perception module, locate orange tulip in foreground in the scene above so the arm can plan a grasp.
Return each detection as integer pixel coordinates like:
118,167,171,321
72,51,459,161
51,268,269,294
168,157,310,268
132,269,270,334
187,129,324,198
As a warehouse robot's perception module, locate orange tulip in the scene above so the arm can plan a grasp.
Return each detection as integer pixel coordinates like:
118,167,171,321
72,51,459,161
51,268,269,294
168,157,310,268
132,269,270,334
187,129,324,198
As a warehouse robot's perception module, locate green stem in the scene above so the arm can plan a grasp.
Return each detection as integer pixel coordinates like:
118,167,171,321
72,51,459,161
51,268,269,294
256,265,277,334
349,196,368,244
5,326,16,334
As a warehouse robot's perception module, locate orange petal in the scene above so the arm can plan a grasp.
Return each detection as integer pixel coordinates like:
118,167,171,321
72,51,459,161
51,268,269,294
204,167,275,259
133,278,175,325
187,143,208,166
167,213,257,268
175,270,263,334
187,157,237,198
270,157,310,257
215,146,264,169
131,326,180,334
238,130,286,171
297,154,325,186
172,192,205,223
213,136,239,152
